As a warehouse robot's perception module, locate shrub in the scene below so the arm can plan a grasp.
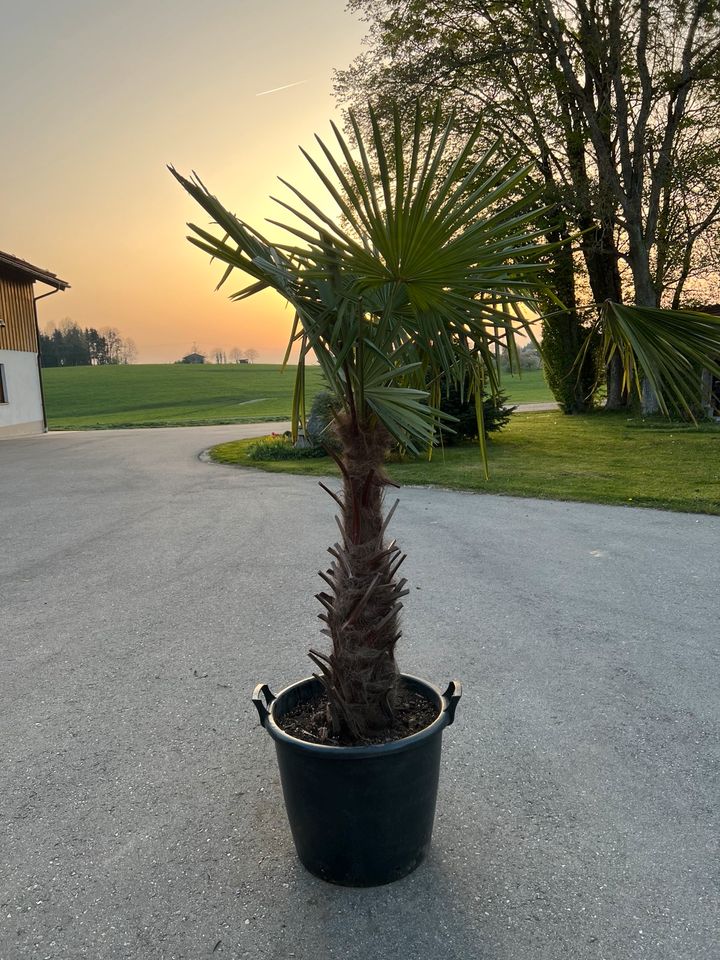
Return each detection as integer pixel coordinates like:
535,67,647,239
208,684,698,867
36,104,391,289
541,320,600,413
438,381,516,444
247,436,327,461
306,391,341,450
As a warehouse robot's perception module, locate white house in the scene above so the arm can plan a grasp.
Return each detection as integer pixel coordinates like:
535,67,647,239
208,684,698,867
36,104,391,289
0,250,69,438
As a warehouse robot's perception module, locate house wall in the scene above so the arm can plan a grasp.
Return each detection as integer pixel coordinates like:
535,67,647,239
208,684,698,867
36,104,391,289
0,349,44,436
0,274,37,351
0,273,44,437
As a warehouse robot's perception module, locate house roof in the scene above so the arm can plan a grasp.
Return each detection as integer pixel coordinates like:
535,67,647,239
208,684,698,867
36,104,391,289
0,250,70,290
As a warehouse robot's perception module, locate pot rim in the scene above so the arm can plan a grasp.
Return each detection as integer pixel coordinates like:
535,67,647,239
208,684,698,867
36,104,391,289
254,673,461,758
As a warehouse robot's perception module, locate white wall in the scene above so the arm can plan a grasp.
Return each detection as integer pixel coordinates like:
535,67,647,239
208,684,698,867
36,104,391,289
0,349,44,437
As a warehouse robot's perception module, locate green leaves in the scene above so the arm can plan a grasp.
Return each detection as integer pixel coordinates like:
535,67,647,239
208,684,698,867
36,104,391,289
597,303,720,418
169,105,556,449
172,104,720,448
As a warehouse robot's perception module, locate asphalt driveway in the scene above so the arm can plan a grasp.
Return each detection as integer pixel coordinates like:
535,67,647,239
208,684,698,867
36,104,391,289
1,426,718,960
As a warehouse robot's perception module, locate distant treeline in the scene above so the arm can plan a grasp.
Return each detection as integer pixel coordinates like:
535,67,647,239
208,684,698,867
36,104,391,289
40,320,137,367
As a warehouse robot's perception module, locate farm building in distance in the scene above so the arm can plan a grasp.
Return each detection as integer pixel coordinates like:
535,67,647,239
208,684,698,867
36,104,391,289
179,352,206,364
0,250,69,438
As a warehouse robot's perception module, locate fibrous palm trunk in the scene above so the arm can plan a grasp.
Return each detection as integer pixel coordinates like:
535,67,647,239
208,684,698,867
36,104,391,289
309,414,409,742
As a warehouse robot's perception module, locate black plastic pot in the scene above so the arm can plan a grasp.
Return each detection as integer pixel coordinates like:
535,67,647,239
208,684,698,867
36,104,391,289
252,674,461,887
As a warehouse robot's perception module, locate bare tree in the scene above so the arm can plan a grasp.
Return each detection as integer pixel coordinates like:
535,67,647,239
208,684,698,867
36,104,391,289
100,326,126,364
121,338,138,364
245,348,259,363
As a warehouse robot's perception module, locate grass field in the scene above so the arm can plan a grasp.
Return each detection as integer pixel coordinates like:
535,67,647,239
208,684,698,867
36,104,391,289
494,367,551,404
42,364,553,429
210,412,720,515
42,364,326,429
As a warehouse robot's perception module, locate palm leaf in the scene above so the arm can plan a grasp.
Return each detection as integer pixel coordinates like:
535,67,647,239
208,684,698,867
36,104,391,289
170,109,569,449
598,303,720,418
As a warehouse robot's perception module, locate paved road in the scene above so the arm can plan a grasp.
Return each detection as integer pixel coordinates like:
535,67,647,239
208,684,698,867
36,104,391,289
514,401,559,412
1,426,717,960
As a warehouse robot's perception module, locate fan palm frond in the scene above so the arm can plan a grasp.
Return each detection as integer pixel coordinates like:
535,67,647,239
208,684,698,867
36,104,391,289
170,104,556,453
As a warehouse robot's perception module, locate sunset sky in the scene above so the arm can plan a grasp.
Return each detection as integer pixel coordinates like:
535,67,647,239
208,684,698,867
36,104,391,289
1,1,367,362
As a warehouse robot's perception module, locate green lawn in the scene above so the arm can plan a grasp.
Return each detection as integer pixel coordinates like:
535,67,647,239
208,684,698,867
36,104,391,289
42,364,553,429
42,363,326,429
496,367,551,403
210,412,720,515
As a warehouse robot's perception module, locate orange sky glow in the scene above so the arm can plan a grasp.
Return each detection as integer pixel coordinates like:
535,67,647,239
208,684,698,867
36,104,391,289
1,1,367,363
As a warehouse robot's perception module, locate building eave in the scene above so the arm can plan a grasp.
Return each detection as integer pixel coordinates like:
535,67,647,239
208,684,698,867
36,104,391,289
0,250,70,290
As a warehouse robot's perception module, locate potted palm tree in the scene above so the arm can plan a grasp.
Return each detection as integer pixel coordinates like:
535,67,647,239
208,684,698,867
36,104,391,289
172,104,720,886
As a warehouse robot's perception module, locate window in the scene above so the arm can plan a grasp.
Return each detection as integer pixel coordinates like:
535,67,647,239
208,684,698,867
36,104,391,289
0,364,7,403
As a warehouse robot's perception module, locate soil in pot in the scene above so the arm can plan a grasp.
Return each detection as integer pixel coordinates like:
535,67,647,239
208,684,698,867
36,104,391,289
278,683,439,746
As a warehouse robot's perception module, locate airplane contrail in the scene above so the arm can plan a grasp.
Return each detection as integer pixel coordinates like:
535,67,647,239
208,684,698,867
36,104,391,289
256,79,308,97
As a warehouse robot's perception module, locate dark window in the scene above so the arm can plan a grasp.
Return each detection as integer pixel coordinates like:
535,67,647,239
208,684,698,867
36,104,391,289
0,364,7,403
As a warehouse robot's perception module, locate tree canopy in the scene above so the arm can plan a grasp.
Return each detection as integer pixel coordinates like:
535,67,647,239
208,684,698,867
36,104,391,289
337,0,720,410
40,320,136,367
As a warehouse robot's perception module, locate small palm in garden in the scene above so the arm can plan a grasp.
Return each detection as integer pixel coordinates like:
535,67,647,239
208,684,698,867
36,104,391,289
172,104,553,742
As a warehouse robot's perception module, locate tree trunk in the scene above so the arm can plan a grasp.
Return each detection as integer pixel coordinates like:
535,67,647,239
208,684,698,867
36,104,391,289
310,414,408,742
701,368,713,418
626,222,661,414
641,377,660,416
541,232,597,413
605,353,626,410
576,219,630,411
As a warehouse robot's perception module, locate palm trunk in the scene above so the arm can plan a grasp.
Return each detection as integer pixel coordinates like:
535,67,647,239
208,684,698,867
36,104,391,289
310,414,408,742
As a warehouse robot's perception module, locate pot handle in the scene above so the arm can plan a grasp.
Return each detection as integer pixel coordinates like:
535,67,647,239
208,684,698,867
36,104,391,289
441,680,462,726
252,683,276,728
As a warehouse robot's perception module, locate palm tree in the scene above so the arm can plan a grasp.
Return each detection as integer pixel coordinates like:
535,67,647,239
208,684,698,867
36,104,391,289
171,104,720,743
